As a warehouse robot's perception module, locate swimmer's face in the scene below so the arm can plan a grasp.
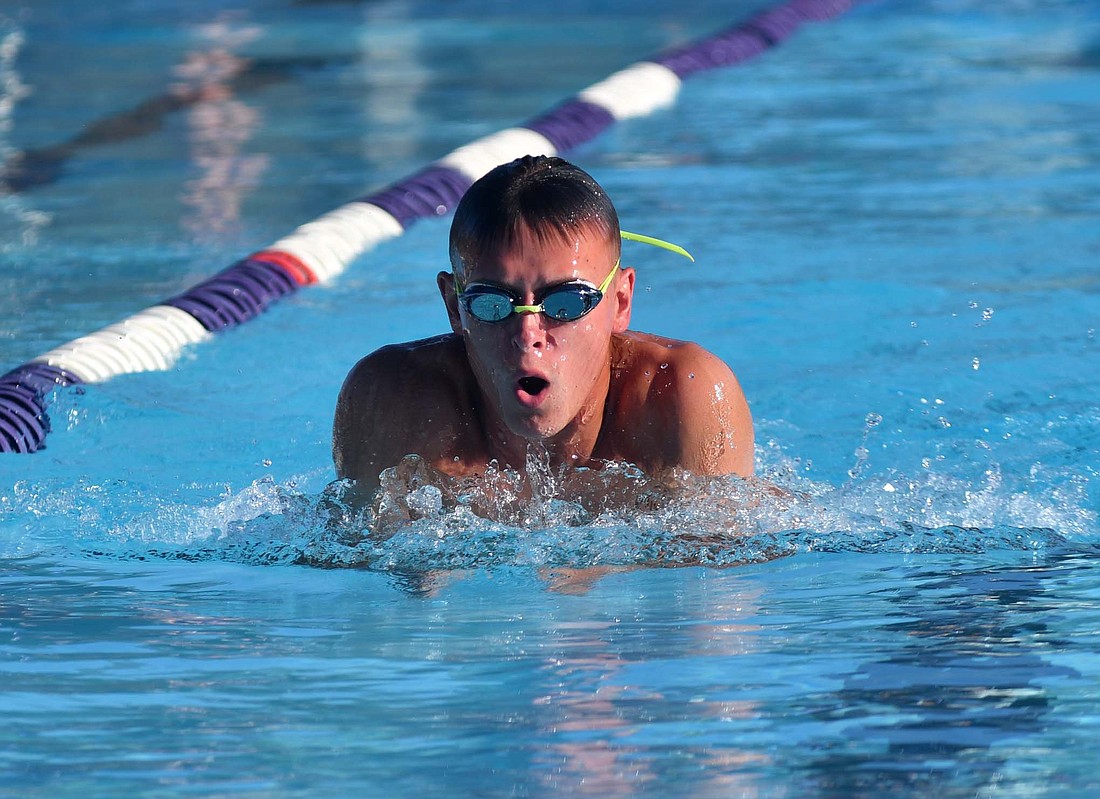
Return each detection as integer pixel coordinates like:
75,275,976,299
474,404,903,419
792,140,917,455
439,221,634,444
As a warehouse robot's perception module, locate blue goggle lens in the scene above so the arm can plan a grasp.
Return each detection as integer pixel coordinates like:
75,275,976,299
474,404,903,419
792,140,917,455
465,292,513,322
462,284,602,324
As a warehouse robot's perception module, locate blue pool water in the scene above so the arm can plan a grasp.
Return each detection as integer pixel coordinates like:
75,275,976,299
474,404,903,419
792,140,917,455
2,0,1100,795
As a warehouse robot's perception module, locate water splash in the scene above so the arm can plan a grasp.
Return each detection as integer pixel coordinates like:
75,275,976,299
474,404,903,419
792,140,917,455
3,440,1096,572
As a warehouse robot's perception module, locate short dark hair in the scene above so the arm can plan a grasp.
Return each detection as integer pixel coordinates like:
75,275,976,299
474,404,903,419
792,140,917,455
449,155,620,280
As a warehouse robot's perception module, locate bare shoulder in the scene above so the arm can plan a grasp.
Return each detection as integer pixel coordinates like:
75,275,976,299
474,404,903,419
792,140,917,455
610,332,754,477
612,331,738,400
337,334,462,408
333,334,473,491
339,334,462,391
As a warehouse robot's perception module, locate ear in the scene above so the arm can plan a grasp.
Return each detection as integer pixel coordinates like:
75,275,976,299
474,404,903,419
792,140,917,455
437,271,463,334
610,266,634,333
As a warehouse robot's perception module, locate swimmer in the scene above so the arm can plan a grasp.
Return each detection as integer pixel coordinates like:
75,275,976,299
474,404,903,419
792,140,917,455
332,155,753,511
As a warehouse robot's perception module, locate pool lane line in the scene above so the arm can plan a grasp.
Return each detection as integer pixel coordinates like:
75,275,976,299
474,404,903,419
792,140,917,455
0,0,859,454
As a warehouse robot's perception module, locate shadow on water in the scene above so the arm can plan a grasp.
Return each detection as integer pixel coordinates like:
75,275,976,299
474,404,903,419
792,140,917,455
798,555,1085,798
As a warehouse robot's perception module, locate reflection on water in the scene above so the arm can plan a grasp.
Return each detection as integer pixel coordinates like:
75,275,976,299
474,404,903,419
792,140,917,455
536,628,657,796
0,21,50,247
801,560,1077,798
175,15,268,243
529,583,770,797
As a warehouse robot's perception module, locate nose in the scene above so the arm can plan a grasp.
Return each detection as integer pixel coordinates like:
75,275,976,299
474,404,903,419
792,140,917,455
512,309,547,352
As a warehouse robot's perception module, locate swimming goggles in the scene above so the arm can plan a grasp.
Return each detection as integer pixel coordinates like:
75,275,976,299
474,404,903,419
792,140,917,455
458,230,693,324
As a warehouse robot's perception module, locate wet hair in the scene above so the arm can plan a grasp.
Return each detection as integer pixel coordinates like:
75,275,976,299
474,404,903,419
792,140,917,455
448,155,620,281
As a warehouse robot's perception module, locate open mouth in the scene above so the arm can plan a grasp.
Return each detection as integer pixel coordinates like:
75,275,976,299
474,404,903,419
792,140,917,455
517,376,549,398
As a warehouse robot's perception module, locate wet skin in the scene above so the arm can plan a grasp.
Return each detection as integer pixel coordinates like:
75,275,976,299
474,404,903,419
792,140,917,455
332,222,754,504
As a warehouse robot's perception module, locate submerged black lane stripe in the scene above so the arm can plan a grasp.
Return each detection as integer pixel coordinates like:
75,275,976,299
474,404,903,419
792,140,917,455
0,55,354,193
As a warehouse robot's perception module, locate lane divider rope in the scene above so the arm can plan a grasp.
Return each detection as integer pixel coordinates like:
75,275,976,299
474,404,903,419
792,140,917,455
0,0,858,453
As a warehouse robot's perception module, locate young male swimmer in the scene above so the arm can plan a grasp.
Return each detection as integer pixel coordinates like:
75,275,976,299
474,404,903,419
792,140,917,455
332,155,753,509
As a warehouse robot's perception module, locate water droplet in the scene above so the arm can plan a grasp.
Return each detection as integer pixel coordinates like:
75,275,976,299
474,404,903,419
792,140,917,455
882,482,896,492
971,357,980,370
865,412,882,427
261,459,272,467
937,416,951,428
688,372,695,379
982,307,994,321
659,363,668,370
968,300,978,309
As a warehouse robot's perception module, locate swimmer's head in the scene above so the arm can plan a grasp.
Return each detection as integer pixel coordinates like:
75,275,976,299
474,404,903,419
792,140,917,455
449,155,621,285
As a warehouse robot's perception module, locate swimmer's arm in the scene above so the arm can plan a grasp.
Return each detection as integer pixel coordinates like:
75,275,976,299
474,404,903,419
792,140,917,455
540,566,641,594
666,344,754,478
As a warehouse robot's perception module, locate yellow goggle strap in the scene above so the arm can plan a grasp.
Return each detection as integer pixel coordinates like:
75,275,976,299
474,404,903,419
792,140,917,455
620,230,695,262
456,231,692,295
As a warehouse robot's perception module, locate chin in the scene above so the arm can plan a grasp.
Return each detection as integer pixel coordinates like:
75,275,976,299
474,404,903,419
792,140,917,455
506,411,565,443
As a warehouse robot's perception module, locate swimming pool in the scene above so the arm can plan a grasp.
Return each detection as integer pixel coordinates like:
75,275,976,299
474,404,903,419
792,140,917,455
2,0,1099,795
